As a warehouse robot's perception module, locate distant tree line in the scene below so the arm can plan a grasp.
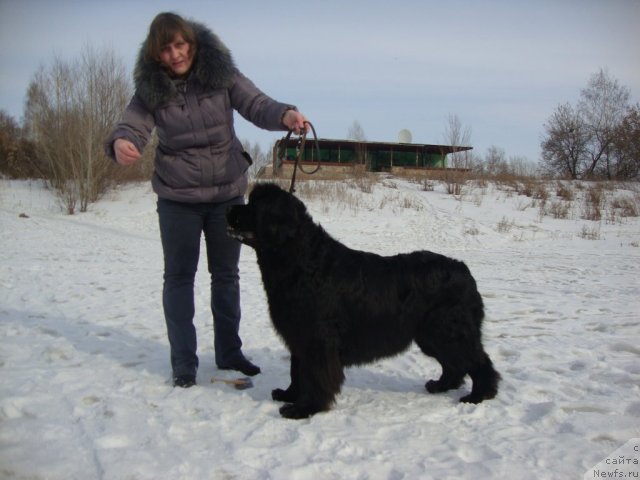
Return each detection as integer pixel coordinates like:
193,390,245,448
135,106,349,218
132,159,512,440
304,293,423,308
445,69,639,180
349,70,638,181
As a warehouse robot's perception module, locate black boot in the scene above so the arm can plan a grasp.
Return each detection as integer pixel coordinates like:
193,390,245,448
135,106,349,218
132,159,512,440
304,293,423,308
218,357,261,377
173,374,197,388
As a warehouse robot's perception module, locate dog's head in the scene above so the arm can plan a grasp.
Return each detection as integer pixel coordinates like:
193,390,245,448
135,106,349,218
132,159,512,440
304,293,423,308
226,183,308,250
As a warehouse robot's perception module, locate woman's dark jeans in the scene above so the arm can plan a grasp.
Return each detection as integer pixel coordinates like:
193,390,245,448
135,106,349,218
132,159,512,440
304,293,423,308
157,196,245,377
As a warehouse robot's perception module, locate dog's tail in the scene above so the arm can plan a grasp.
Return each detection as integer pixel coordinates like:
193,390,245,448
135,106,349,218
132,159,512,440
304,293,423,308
461,355,500,404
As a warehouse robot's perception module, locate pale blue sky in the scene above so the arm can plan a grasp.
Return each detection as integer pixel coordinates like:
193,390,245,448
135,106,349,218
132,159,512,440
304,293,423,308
1,0,638,162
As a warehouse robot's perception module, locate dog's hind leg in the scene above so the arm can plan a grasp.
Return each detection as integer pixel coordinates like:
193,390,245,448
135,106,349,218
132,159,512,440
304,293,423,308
414,335,466,394
459,354,500,404
425,363,466,394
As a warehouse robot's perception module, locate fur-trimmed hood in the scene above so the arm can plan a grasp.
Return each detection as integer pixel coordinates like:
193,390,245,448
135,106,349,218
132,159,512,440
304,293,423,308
133,21,238,111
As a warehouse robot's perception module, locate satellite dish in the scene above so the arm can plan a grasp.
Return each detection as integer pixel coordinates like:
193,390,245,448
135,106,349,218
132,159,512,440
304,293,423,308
398,129,412,143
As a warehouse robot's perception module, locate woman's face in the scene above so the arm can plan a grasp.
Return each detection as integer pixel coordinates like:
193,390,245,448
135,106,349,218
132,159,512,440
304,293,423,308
159,33,193,77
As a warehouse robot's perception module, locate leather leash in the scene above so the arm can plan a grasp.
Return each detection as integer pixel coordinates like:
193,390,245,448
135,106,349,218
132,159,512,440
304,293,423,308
278,121,321,193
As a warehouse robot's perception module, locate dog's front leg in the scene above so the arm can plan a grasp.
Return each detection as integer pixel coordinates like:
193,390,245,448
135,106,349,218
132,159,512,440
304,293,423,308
279,346,345,419
272,354,300,403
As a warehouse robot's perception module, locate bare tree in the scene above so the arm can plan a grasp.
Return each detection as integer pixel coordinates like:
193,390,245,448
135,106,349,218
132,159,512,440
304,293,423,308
540,103,587,179
611,103,640,180
0,111,20,165
79,46,133,205
482,145,508,177
0,110,37,178
443,114,473,169
579,68,631,179
347,120,368,167
24,45,131,213
241,139,269,179
347,120,366,141
25,59,81,212
508,155,538,178
541,69,633,179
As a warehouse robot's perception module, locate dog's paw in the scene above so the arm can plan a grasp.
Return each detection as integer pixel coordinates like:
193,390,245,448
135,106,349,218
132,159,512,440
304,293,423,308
279,403,314,419
426,379,451,393
272,388,297,403
426,377,465,394
459,389,497,404
459,393,483,404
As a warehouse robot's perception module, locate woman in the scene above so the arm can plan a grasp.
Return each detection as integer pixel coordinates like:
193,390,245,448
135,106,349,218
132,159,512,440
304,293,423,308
106,12,308,388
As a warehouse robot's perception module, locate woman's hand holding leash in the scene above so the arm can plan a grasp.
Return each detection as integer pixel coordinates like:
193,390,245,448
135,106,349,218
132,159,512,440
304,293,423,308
282,110,309,134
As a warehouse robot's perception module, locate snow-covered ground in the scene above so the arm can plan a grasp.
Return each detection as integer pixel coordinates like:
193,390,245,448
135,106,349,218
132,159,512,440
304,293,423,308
1,177,639,480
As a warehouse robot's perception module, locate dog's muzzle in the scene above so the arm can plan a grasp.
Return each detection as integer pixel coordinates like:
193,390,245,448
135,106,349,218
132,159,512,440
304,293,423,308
226,227,257,247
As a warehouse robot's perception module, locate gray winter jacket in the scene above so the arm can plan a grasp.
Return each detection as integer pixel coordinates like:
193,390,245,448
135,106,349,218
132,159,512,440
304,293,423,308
105,21,295,203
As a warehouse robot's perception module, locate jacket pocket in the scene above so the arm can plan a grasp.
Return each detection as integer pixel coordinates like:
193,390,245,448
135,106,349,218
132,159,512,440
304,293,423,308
155,153,201,188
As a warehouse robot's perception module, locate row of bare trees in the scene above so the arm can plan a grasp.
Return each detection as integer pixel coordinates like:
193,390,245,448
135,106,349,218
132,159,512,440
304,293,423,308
346,70,638,181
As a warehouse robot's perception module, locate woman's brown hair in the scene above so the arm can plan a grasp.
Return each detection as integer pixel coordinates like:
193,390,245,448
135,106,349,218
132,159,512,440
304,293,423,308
144,12,197,63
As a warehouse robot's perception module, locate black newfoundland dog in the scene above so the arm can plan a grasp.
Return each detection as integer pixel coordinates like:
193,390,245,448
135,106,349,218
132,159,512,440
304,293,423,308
227,183,499,419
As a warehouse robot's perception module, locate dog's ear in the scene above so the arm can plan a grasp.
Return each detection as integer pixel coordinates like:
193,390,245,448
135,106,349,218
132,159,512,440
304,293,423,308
259,212,297,247
253,185,309,247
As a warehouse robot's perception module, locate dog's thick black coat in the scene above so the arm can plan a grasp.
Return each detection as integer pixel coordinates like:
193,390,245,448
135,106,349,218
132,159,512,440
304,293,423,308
227,183,500,419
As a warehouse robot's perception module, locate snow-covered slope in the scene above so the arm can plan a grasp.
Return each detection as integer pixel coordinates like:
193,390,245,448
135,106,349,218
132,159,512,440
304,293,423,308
1,178,638,479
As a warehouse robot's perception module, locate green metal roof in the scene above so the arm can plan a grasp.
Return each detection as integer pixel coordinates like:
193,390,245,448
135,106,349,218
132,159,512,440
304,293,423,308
276,137,472,154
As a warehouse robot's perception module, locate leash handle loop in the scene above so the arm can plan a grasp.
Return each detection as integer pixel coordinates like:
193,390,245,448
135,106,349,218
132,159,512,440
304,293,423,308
278,121,321,194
